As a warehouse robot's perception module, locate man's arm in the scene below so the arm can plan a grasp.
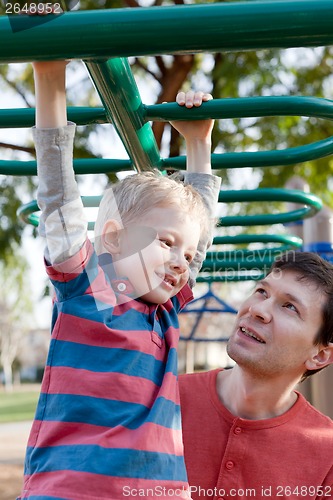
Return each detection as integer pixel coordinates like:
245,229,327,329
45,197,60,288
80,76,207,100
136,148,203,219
170,91,221,285
32,61,87,264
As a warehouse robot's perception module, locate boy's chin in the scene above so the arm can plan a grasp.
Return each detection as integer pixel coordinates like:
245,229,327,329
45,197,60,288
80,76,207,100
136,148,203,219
139,287,177,305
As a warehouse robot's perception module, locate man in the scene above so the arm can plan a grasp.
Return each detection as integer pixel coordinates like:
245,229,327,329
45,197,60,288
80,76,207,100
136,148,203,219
180,251,333,500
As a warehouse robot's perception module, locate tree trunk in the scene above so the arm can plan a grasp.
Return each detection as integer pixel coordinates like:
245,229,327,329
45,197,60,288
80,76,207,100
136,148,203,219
152,54,195,152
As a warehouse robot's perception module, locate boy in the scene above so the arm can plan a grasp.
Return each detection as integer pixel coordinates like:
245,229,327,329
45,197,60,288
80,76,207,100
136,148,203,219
18,60,221,500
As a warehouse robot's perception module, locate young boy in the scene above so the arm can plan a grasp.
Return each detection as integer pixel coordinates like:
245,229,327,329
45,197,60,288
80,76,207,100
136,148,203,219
18,60,221,500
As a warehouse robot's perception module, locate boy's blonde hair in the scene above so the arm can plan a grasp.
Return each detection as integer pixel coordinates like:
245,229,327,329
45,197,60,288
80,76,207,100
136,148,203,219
94,171,210,255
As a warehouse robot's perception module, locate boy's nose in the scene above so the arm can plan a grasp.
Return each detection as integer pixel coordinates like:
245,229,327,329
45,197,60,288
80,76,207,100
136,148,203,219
169,250,188,274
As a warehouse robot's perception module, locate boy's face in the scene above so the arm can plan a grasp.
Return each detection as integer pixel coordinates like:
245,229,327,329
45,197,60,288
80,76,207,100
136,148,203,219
112,206,201,304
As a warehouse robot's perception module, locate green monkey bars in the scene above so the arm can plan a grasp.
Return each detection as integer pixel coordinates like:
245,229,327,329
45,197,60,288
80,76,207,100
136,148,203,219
1,0,332,281
1,1,333,62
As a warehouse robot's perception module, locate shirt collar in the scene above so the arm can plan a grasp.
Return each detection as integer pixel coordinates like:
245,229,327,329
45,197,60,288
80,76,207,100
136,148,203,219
98,252,136,297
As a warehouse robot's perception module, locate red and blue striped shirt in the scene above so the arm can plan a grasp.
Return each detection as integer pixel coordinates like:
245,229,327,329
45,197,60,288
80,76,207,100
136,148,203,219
21,238,193,499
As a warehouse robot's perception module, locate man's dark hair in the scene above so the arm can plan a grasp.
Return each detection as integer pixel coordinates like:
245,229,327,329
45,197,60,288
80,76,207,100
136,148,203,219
268,251,333,381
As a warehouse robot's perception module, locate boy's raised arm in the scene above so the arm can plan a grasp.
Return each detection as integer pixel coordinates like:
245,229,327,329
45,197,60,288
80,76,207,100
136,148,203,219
33,61,68,129
32,61,87,265
171,90,213,175
170,90,221,285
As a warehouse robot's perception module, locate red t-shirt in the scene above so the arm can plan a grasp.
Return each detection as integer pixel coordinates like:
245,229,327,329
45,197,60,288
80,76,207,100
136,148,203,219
179,369,333,500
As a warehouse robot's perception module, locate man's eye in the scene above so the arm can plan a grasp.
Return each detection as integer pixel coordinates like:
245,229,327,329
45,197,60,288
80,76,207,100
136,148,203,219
284,302,298,313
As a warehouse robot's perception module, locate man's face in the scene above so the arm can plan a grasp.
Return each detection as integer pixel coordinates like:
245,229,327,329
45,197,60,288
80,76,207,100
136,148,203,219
112,206,201,304
227,270,326,381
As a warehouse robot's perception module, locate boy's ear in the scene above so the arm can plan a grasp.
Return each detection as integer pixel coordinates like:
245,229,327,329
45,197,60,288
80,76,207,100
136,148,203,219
102,219,123,255
305,343,333,372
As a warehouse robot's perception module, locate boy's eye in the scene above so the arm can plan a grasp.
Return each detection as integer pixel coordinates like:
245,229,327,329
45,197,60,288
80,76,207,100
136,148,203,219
185,254,193,263
255,287,266,296
159,239,172,248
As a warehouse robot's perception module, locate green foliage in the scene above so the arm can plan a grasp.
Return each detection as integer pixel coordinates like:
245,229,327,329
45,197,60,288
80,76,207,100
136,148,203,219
0,178,28,263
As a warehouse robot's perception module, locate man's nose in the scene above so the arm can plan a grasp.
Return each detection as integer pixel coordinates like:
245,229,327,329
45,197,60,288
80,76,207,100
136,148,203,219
248,300,272,323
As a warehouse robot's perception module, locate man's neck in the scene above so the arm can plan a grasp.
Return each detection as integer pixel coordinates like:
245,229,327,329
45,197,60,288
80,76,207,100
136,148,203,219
216,367,298,420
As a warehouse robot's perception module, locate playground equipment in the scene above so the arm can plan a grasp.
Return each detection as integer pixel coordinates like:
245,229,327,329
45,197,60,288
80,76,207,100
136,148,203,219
2,1,333,416
1,1,333,310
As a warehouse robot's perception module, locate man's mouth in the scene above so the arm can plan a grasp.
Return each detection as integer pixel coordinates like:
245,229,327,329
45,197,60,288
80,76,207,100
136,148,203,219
240,326,265,344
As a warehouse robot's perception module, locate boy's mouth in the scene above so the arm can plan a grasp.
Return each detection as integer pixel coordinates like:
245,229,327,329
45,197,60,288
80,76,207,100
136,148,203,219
157,273,176,287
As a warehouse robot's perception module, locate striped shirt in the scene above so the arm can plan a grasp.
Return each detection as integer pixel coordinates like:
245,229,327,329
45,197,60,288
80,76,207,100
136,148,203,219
19,124,221,500
21,239,193,499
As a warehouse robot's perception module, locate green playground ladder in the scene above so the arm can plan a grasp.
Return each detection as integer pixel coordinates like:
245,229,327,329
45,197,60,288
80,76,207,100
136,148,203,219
1,0,332,281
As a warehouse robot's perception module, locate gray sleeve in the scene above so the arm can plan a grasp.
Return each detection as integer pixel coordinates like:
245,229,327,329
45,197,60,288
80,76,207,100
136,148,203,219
183,172,221,287
33,123,88,264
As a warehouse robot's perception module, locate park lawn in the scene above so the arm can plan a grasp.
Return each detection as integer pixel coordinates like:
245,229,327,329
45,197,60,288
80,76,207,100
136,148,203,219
0,388,40,423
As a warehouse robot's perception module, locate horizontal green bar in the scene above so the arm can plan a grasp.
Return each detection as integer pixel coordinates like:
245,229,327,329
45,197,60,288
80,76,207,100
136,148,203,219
212,234,302,247
4,95,333,129
1,1,333,63
3,96,333,173
146,96,333,122
164,136,333,170
17,188,322,229
3,135,333,176
0,107,107,129
3,133,332,174
202,257,274,271
0,158,133,176
218,188,322,226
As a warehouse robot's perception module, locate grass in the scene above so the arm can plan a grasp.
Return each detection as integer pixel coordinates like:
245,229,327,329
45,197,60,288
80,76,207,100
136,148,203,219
0,387,40,423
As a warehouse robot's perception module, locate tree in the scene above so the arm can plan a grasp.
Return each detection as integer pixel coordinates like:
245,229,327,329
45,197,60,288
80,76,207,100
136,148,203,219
0,252,33,390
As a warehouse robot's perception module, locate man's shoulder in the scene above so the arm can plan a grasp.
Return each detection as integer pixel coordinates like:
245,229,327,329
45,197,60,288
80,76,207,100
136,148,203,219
179,368,222,390
298,392,333,428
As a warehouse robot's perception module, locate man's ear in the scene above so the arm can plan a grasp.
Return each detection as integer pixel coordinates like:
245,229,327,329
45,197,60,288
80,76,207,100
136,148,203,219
102,219,123,256
305,343,333,371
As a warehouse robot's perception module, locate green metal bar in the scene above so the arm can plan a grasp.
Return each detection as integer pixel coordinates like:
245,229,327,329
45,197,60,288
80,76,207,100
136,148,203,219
5,131,333,174
85,59,161,171
202,256,275,271
1,1,333,63
0,107,107,129
218,188,322,226
3,95,333,129
4,133,333,175
17,188,322,228
0,158,132,176
146,96,333,122
212,234,302,247
3,95,333,174
164,137,333,170
4,95,333,129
